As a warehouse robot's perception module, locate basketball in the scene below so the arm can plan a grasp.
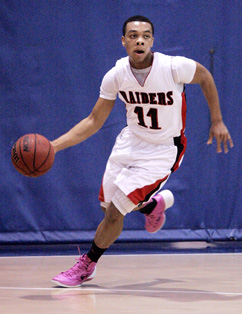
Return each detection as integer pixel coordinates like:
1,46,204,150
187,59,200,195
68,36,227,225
11,133,55,177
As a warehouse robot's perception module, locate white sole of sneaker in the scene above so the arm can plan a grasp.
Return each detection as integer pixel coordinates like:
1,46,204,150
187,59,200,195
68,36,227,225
52,267,97,288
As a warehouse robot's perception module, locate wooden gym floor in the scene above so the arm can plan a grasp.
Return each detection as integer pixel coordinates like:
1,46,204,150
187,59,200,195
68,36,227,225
1,244,242,314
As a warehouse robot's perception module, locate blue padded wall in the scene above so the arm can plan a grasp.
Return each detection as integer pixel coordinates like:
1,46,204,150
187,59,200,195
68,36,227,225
1,0,241,243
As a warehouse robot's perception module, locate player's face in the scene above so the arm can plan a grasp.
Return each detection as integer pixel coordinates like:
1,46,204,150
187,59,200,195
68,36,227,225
122,21,154,69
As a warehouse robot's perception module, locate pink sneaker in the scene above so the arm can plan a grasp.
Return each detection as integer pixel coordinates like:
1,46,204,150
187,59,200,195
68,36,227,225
52,254,96,287
145,190,174,233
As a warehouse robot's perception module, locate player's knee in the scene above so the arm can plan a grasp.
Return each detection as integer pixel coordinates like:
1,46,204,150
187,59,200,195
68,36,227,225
105,202,124,224
101,206,106,213
100,201,108,213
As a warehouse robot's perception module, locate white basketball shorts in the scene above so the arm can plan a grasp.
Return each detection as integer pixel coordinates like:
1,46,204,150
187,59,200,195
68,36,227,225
99,126,186,214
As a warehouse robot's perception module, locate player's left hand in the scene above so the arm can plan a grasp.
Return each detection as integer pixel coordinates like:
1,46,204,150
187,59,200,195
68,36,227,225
207,120,234,153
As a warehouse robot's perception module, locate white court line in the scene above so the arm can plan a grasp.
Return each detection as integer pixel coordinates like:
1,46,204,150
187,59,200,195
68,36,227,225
0,286,242,296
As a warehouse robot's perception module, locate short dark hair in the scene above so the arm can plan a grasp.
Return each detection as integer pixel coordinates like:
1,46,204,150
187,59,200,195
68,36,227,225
122,15,154,36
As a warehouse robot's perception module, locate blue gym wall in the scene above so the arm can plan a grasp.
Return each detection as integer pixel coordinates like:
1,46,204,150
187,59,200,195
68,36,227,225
1,0,241,244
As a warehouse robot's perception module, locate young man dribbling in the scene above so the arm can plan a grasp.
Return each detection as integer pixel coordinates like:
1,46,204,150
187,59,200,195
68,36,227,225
51,16,233,287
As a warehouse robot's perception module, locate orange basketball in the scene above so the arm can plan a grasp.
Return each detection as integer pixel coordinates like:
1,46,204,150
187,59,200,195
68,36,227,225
11,133,55,177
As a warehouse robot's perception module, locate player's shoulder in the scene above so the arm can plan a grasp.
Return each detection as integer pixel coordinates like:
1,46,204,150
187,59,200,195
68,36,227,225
102,56,129,87
153,52,173,68
104,56,129,80
154,52,195,67
154,51,172,62
115,56,129,70
105,56,128,75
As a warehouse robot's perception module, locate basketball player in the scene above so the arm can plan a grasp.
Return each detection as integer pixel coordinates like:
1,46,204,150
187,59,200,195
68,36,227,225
51,16,233,287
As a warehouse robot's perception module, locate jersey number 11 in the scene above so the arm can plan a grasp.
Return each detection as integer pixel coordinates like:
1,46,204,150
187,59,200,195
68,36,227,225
134,106,161,130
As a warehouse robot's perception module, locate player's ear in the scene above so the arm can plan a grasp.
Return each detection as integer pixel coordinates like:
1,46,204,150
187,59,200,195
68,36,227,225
121,36,126,47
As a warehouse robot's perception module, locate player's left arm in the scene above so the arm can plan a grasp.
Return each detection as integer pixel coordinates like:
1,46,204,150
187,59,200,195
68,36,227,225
190,62,233,153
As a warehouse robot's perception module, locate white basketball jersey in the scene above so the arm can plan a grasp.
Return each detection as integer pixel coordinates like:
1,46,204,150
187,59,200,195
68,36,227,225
100,52,196,144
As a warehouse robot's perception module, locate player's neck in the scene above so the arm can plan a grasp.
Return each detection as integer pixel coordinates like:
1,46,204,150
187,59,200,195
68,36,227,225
129,52,154,69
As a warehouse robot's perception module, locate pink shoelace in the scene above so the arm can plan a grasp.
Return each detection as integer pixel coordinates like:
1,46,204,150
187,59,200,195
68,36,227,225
62,247,90,277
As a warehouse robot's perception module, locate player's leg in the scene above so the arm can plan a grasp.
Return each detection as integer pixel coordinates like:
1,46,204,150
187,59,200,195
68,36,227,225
139,189,174,233
51,185,172,287
94,201,124,249
52,129,180,287
125,173,174,233
100,204,107,213
52,195,130,288
112,144,176,233
86,188,136,263
133,134,186,233
101,160,174,235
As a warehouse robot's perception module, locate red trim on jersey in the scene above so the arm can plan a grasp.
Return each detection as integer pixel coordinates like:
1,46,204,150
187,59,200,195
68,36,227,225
172,135,187,172
181,91,187,134
171,91,187,172
98,179,104,202
127,175,169,205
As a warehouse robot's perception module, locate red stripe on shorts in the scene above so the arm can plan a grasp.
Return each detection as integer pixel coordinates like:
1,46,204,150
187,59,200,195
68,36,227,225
127,175,169,205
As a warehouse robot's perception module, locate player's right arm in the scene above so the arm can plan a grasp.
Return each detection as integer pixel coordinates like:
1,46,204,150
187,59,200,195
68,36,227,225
190,62,233,153
51,97,115,153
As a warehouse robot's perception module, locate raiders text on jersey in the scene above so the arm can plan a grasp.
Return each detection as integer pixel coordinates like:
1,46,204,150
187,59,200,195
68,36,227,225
119,91,174,106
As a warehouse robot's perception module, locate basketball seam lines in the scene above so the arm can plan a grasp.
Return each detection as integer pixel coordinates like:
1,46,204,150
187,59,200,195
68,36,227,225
19,137,32,175
12,134,53,177
32,133,37,174
34,139,52,172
